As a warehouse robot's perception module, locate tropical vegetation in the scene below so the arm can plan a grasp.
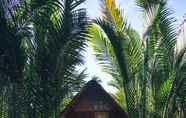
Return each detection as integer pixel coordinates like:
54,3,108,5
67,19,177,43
0,0,87,117
0,0,185,118
88,0,186,118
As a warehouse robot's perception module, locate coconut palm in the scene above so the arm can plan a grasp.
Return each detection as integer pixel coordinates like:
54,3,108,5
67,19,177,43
88,0,186,118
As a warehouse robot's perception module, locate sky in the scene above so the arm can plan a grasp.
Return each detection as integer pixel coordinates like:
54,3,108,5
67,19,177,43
80,0,186,92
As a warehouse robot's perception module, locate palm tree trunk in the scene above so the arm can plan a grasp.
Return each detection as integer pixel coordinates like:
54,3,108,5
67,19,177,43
141,38,148,118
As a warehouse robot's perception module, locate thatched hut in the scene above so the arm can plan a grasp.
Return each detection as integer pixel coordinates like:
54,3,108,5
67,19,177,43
60,80,128,118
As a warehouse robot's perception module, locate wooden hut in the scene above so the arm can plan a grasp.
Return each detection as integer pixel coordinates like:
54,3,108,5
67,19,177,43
60,80,128,118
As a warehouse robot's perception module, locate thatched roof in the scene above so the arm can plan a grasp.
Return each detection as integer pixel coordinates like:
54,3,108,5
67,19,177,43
60,80,128,117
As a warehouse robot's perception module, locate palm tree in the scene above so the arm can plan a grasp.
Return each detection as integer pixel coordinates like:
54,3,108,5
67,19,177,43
88,0,143,117
0,0,28,117
137,0,186,117
0,0,88,117
88,0,186,118
22,0,88,117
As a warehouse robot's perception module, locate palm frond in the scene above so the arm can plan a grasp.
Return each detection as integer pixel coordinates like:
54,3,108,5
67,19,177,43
88,22,121,79
100,0,127,31
27,0,88,116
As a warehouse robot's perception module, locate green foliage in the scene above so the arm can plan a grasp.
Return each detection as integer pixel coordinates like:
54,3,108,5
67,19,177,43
1,0,186,118
0,0,88,118
89,0,186,118
88,1,143,117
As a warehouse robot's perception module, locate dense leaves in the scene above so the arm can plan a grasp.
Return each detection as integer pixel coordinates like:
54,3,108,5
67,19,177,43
89,0,186,118
0,0,87,117
0,0,186,118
